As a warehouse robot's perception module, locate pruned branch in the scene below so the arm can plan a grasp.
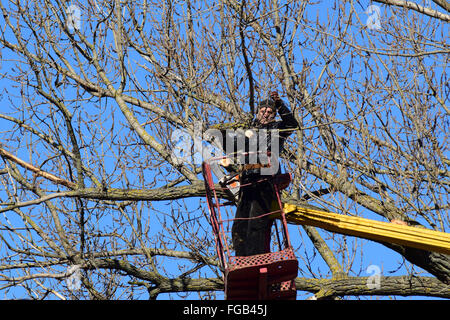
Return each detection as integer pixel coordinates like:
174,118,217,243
374,0,450,22
0,145,76,189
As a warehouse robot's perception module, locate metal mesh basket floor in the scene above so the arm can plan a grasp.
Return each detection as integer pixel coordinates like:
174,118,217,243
225,247,298,300
228,247,297,271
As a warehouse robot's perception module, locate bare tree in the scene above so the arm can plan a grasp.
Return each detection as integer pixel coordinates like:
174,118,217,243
0,0,448,299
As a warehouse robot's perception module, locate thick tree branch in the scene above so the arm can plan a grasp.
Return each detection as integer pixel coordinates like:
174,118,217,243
99,272,450,298
0,145,76,189
296,275,450,299
374,0,450,22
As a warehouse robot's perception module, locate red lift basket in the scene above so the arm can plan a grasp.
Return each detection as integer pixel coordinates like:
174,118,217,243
202,155,298,300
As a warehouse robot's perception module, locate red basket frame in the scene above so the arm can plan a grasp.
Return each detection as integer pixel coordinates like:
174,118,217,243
202,153,298,300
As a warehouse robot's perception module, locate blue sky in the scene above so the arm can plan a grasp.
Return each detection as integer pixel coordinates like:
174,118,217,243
0,0,448,300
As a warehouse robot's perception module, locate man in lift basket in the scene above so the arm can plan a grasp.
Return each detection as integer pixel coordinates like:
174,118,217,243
221,91,298,257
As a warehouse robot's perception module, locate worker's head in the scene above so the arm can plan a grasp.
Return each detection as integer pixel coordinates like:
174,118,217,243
256,99,276,125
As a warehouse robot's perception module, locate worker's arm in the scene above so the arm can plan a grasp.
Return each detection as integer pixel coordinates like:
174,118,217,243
271,92,299,137
206,122,250,165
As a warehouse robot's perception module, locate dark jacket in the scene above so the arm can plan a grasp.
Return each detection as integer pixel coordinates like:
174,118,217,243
252,100,298,151
241,101,298,178
231,101,298,256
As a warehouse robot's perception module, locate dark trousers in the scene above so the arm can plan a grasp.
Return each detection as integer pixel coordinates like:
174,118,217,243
232,177,278,256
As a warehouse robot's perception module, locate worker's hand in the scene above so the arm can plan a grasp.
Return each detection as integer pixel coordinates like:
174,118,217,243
245,129,255,138
270,91,280,101
219,158,232,167
270,91,282,109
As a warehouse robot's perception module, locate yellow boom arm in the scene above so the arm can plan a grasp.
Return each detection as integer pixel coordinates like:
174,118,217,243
281,203,450,255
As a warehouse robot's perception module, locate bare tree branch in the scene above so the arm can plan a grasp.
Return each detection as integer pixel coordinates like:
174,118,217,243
374,0,450,22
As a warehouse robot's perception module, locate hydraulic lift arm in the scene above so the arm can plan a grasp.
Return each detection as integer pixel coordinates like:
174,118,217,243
280,203,450,255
